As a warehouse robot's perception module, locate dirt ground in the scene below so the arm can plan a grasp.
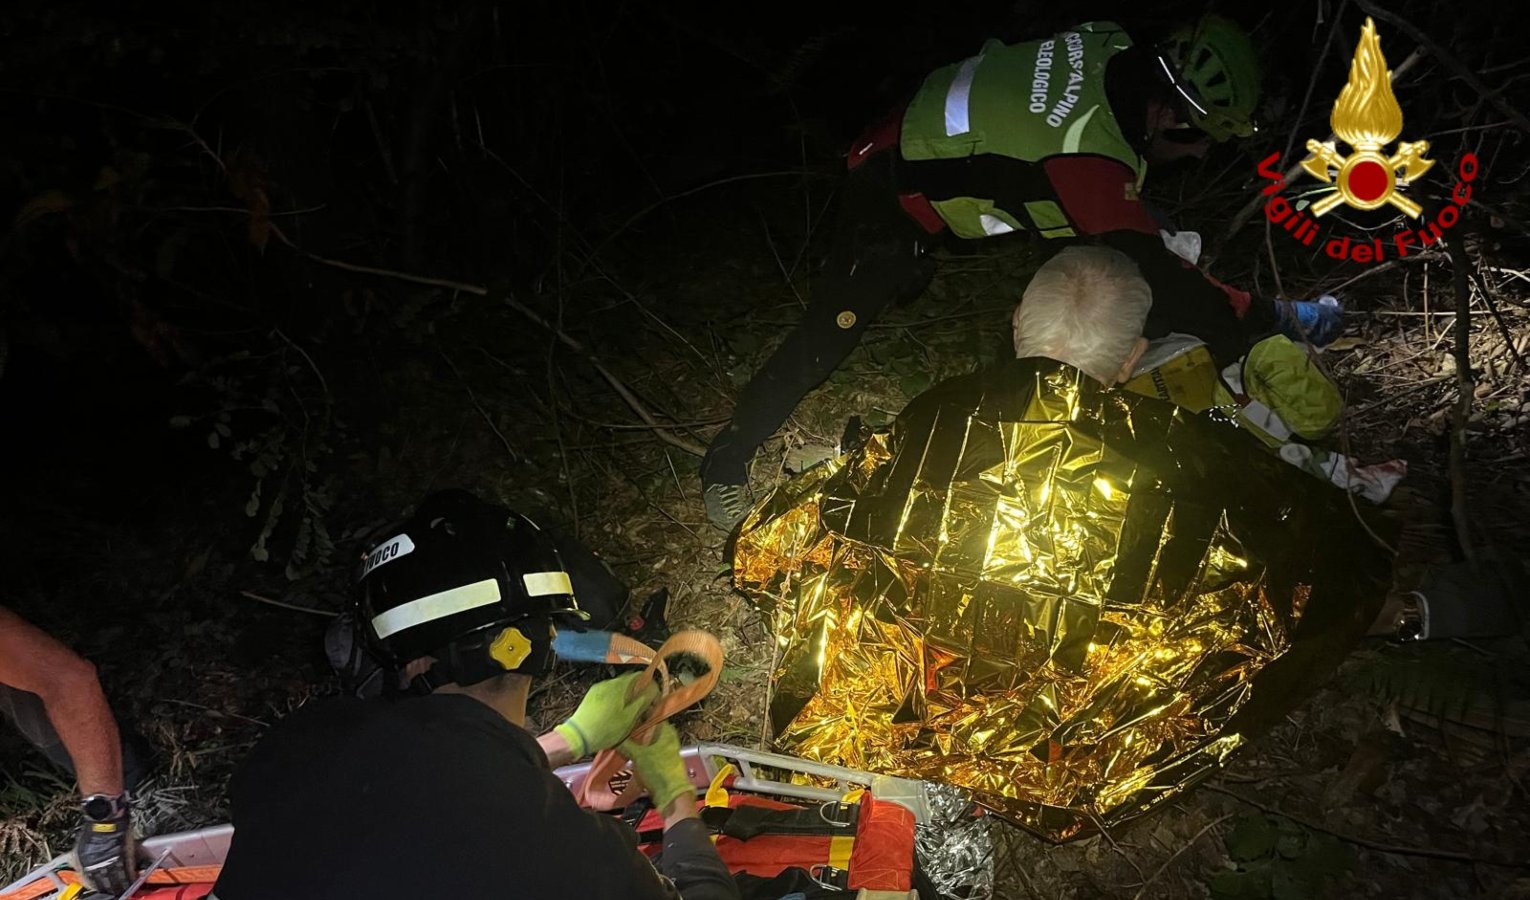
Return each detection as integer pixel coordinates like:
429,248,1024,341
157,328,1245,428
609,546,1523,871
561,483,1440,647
4,138,1530,900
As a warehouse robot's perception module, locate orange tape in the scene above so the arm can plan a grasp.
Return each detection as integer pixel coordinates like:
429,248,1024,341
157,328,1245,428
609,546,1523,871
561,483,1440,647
0,865,223,900
575,629,724,811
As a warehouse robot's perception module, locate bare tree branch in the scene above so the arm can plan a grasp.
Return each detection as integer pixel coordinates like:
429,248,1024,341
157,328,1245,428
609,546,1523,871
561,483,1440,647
1440,218,1479,565
266,223,708,457
1211,47,1425,262
1208,785,1529,868
1354,0,1530,135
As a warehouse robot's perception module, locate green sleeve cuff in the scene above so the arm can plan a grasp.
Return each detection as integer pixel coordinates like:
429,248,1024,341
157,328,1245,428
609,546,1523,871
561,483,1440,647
552,721,589,759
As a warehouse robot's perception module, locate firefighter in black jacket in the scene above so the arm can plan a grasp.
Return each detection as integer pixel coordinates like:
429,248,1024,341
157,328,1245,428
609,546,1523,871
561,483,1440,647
213,491,739,900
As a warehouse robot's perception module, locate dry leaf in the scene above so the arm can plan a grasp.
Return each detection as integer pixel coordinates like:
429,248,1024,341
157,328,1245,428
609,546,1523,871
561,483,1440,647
13,190,74,228
227,151,272,251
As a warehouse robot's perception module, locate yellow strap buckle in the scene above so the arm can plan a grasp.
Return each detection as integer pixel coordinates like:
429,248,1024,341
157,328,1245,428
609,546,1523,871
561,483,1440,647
704,763,734,808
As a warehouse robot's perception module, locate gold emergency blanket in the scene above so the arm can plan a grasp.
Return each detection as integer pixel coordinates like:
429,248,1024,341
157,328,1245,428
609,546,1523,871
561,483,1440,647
734,358,1391,841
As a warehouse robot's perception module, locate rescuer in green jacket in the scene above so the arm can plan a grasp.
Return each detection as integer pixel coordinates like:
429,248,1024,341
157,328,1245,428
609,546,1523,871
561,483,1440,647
702,16,1342,529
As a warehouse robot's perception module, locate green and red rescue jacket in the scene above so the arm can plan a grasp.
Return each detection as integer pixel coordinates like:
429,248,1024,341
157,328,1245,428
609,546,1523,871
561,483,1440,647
896,22,1151,240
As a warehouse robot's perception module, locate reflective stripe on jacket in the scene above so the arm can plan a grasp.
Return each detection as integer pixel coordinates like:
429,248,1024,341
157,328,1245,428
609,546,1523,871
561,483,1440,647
899,22,1144,239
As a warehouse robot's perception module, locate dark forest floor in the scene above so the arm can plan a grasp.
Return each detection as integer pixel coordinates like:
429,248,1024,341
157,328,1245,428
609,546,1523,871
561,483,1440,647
4,3,1530,895
4,185,1529,897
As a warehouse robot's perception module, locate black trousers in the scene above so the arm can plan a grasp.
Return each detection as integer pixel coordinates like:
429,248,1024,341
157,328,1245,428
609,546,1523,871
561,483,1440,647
700,152,936,486
0,684,73,771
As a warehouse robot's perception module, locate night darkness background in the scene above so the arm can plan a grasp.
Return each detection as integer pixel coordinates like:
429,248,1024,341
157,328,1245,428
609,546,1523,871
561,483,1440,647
3,0,1529,896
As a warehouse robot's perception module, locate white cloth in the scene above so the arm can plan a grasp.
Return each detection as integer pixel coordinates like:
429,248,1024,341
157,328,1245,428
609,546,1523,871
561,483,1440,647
1278,445,1408,503
1159,228,1203,265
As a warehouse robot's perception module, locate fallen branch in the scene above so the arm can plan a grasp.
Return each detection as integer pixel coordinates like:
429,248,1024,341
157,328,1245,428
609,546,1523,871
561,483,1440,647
1347,374,1449,418
1468,266,1528,371
273,328,331,400
1086,809,1147,885
265,223,707,457
1469,198,1530,240
240,590,339,618
1319,249,1442,294
1207,785,1528,868
441,350,521,462
582,170,822,271
560,409,731,431
1131,813,1234,900
159,697,270,727
1439,218,1479,565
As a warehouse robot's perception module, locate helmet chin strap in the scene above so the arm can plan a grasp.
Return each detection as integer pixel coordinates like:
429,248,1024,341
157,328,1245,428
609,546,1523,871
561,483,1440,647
414,664,451,694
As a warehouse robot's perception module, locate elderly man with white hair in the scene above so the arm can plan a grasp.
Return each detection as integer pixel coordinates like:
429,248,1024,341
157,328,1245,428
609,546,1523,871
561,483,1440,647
1011,245,1153,387
730,244,1401,841
1013,244,1333,438
1014,248,1416,508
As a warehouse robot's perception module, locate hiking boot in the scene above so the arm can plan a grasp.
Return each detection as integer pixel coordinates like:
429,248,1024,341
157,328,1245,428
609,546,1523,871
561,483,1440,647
704,482,752,531
1373,562,1521,641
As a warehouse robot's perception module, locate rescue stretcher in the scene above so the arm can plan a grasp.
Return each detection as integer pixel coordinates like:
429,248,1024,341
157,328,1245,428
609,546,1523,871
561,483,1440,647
1,744,935,900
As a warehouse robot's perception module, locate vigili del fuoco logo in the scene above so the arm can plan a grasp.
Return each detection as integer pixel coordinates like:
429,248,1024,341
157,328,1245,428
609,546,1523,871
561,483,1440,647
1255,17,1479,265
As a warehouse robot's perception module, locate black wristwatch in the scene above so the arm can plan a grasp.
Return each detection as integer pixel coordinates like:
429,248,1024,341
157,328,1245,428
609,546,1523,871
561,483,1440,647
81,792,129,823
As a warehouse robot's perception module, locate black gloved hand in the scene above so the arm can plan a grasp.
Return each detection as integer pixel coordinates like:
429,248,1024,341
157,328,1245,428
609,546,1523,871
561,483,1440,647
74,793,137,895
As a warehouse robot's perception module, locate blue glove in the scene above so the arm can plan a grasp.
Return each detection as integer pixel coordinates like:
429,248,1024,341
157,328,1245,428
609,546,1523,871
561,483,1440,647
1275,295,1344,346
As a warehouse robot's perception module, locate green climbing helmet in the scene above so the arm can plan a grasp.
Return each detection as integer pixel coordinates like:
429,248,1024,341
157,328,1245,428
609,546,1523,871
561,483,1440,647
1161,14,1261,141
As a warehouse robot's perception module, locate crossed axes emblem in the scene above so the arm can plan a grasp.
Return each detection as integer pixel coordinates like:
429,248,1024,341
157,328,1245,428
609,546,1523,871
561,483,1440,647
1301,139,1434,218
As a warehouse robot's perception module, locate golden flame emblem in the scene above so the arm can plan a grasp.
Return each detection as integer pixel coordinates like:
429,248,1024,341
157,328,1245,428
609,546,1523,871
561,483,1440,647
1300,17,1433,218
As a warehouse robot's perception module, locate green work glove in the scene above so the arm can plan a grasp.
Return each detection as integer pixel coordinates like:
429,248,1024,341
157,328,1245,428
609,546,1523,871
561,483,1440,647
619,723,692,809
553,670,660,759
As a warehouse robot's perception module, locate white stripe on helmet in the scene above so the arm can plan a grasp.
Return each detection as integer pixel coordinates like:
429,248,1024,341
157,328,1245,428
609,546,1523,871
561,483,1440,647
371,578,501,640
522,571,573,597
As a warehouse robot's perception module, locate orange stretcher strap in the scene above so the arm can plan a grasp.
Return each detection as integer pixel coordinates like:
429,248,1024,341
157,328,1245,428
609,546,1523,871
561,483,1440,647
576,629,724,812
145,867,222,885
0,865,223,900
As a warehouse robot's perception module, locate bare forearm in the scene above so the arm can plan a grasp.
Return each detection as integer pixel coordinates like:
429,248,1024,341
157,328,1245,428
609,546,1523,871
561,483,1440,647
662,792,699,830
537,735,700,824
0,608,124,796
537,729,577,768
43,672,124,796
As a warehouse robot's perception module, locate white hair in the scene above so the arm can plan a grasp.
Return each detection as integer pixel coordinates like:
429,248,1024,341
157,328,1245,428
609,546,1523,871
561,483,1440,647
1012,246,1153,384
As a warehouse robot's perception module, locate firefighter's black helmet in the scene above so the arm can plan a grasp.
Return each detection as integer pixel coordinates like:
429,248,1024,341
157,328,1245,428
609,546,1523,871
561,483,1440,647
354,489,586,686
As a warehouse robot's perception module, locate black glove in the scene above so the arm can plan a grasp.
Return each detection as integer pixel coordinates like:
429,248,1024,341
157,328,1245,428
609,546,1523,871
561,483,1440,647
74,793,137,895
